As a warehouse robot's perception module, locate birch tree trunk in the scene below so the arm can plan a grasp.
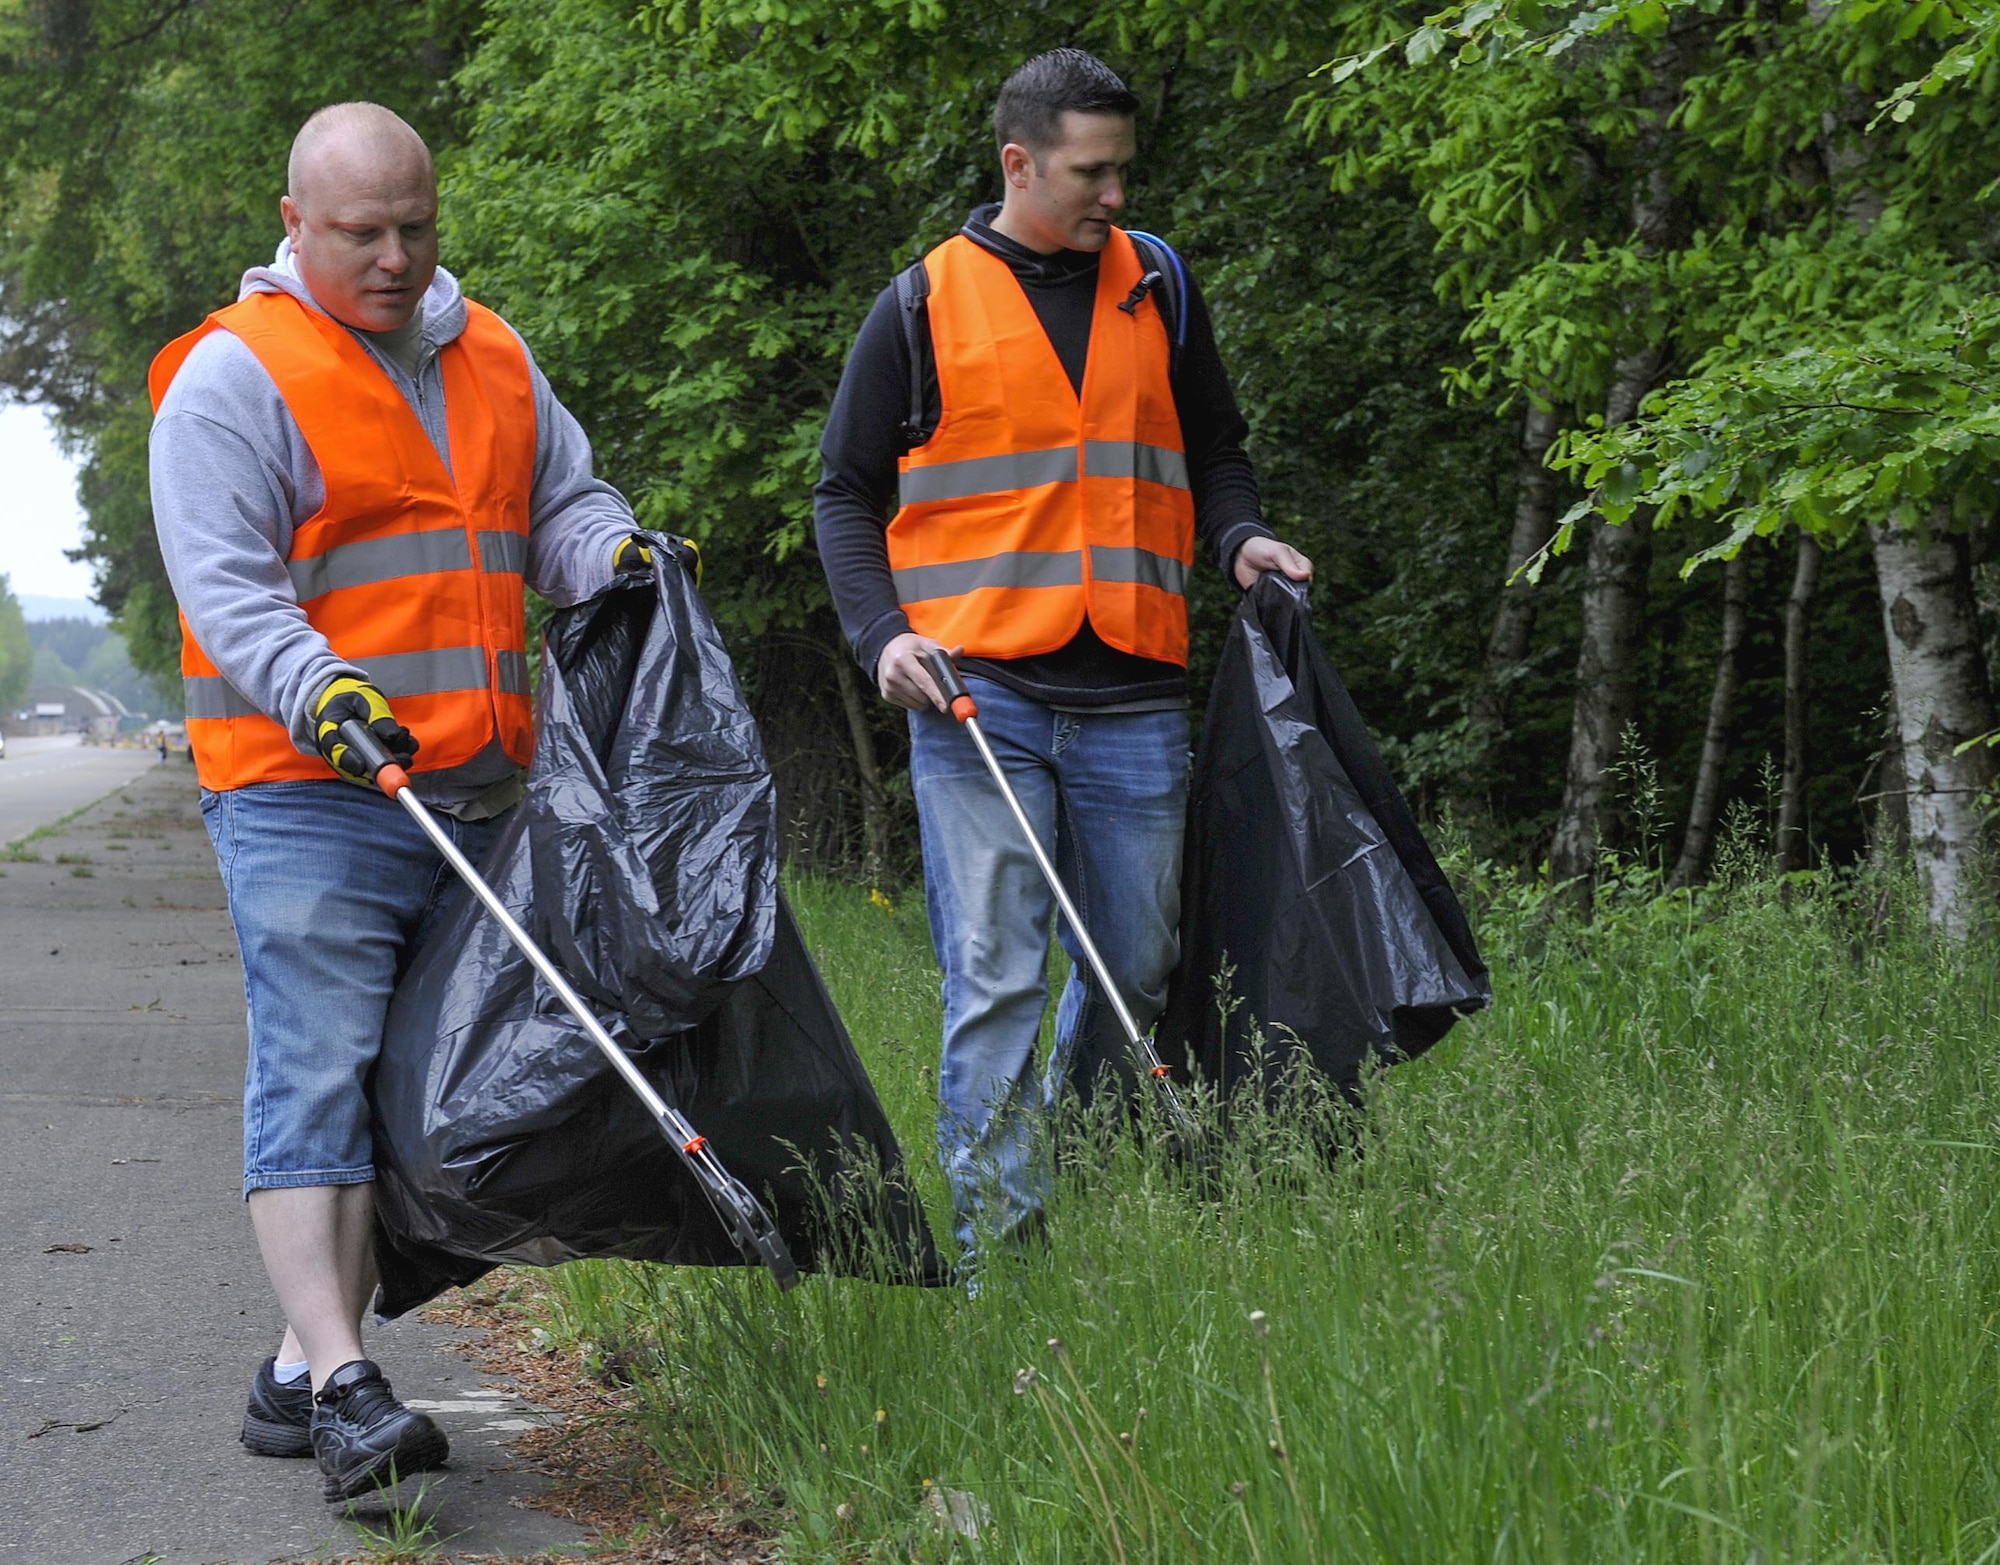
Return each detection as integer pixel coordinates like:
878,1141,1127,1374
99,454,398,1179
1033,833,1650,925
1869,520,1997,938
1473,399,1564,736
1669,547,1752,888
1776,534,1822,874
1546,349,1662,885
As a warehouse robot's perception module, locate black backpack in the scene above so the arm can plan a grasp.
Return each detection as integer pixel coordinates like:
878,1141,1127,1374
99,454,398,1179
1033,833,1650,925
892,229,1189,446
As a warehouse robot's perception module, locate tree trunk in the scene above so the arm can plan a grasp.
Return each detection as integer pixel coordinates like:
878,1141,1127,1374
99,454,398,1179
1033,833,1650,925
1474,399,1564,736
1547,349,1663,885
1544,17,1701,889
1776,534,1823,873
830,644,892,878
1869,519,1998,938
1669,547,1752,888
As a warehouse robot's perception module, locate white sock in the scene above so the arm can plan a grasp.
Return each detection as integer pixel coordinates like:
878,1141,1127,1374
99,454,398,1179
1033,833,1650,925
272,1358,310,1385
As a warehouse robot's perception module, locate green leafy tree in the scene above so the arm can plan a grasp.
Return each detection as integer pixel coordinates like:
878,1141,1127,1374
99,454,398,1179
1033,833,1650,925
1307,0,2000,925
0,575,31,713
0,0,480,679
1538,0,2000,933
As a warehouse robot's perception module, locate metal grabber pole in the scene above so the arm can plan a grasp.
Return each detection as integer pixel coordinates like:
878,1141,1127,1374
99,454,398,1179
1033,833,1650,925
336,720,799,1291
916,650,1200,1150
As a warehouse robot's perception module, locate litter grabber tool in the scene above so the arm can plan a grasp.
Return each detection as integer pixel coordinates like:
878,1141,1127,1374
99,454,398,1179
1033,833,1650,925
335,719,800,1292
917,650,1201,1149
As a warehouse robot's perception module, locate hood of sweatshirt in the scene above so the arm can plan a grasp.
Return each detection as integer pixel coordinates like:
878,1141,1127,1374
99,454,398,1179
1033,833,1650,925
238,238,468,349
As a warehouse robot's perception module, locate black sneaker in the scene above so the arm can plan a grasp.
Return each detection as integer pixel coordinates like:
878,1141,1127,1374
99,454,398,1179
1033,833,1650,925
241,1356,314,1458
309,1359,449,1503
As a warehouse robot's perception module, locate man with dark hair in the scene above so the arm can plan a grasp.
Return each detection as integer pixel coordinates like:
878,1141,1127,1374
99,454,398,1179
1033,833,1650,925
991,45,1140,151
815,49,1310,1268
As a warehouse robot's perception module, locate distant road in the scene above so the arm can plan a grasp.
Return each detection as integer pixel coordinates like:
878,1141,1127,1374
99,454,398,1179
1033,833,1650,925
0,735,165,844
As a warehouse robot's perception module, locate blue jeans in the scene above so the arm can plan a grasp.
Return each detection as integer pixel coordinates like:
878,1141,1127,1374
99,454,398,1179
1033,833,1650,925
909,677,1189,1256
201,781,506,1196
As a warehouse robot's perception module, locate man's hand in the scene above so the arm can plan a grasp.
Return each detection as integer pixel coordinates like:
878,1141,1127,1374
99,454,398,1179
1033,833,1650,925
616,532,705,585
313,677,418,782
877,632,966,711
612,534,653,574
1233,536,1314,591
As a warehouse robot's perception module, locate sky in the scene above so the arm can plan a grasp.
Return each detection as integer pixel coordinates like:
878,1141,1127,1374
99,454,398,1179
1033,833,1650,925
0,401,95,608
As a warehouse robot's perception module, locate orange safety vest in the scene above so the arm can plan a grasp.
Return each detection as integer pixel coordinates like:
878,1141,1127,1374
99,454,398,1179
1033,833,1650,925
149,290,537,791
889,228,1196,665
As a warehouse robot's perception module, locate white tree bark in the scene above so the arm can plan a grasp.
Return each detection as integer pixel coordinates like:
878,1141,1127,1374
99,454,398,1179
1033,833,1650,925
1869,520,1997,938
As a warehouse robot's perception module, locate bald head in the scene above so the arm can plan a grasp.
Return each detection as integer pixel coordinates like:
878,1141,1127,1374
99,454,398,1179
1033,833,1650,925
280,102,439,333
287,102,433,211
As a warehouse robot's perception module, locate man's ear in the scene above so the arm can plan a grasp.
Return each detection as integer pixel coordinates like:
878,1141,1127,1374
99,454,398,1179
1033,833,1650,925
999,141,1035,190
280,194,304,249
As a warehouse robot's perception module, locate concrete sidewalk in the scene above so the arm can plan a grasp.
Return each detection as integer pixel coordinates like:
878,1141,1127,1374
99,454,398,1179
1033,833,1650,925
0,765,589,1565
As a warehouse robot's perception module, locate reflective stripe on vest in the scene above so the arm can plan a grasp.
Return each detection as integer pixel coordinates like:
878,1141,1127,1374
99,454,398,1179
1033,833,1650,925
183,644,506,720
894,440,1192,508
887,230,1196,665
288,527,471,602
153,289,538,790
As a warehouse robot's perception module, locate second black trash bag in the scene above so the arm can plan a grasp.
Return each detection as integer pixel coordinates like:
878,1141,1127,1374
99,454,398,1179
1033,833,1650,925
369,548,938,1315
1158,574,1492,1098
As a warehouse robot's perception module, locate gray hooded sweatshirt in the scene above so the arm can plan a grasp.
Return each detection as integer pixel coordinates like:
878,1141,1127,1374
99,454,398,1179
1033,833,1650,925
150,242,636,813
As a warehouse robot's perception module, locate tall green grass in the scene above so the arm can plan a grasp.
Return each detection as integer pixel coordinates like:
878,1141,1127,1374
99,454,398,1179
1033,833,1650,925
537,860,2000,1561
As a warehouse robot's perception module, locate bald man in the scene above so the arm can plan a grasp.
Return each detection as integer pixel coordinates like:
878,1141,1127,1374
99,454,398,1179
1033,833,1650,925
149,102,652,1503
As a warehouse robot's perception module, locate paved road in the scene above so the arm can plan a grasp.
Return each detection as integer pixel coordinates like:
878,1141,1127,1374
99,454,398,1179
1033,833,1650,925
0,735,164,844
0,766,588,1565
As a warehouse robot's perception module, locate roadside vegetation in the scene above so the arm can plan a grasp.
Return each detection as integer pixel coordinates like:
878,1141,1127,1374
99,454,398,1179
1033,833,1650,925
531,832,2000,1562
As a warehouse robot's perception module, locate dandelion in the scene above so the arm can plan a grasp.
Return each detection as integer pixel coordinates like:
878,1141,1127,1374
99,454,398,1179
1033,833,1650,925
1046,1336,1067,1358
875,1408,887,1428
1013,1367,1038,1394
815,1373,828,1394
836,1502,854,1523
1230,1481,1247,1500
1248,1309,1269,1340
869,887,895,914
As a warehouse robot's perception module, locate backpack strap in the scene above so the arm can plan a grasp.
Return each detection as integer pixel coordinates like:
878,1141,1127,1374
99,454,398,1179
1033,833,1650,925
892,259,934,446
1124,229,1187,372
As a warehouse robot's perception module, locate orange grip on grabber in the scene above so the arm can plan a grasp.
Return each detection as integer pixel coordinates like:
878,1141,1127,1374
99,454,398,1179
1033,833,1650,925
684,1135,708,1155
949,694,977,722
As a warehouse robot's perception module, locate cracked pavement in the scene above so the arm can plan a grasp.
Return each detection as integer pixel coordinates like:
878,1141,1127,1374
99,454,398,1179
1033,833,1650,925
0,765,589,1564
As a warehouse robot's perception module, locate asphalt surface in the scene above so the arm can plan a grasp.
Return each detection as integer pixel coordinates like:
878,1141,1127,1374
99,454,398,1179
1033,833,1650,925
0,735,163,845
0,764,589,1564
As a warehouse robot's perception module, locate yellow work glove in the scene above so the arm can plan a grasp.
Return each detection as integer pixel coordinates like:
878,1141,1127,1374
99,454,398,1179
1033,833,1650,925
614,531,703,586
313,678,419,783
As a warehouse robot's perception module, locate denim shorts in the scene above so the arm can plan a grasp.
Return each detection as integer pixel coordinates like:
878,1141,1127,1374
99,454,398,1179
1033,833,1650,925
201,780,506,1196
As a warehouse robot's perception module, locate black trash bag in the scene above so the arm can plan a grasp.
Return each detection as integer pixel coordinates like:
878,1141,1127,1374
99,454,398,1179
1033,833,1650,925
369,548,938,1315
1158,574,1492,1098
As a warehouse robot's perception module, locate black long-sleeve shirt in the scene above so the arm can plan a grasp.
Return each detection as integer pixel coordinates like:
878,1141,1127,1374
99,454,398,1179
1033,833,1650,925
814,205,1269,708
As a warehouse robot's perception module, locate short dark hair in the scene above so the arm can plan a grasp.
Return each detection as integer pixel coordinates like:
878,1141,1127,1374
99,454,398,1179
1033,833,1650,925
993,49,1140,156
